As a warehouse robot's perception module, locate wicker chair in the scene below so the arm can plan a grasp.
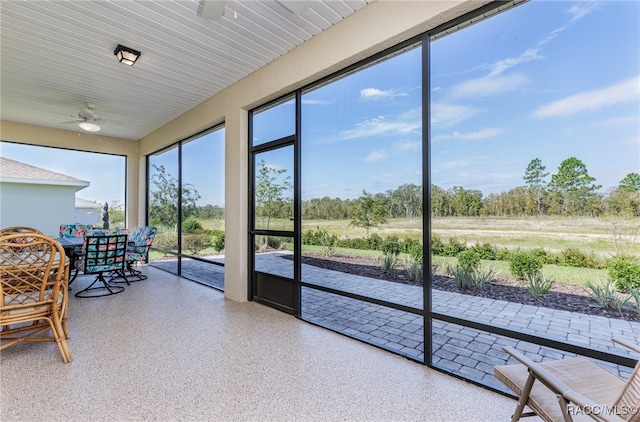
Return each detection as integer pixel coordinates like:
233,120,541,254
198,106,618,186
110,226,157,284
0,226,43,235
494,338,640,422
74,229,129,298
0,232,72,363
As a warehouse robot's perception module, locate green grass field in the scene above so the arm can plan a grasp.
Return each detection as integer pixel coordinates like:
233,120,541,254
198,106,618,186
158,215,638,287
304,216,640,258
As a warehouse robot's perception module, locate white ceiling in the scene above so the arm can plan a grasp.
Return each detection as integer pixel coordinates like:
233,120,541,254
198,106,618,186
0,0,373,141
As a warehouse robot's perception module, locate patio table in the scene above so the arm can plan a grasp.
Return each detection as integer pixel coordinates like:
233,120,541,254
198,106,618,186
55,237,84,285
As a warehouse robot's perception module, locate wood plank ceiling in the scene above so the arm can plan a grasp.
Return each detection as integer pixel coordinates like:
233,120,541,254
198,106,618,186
0,0,373,141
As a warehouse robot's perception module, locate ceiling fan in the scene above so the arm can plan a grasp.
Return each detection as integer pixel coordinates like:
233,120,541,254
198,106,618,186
196,0,311,20
61,102,104,132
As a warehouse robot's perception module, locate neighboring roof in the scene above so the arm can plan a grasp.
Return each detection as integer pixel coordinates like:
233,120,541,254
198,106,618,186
0,157,90,188
76,197,102,209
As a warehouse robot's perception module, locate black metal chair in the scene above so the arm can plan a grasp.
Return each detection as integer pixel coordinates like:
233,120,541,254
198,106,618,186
75,229,129,298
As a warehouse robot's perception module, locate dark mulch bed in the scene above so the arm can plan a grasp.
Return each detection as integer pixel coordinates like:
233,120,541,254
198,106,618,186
285,253,640,322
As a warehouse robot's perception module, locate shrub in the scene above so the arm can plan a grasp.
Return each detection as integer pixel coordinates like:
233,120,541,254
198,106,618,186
400,237,421,254
495,248,512,261
442,237,467,257
456,249,481,272
211,231,225,252
527,272,554,301
531,248,559,265
267,236,283,250
431,235,445,256
509,252,543,280
152,232,178,252
608,258,640,291
367,233,384,251
407,244,423,263
469,242,496,260
182,217,203,233
381,239,401,257
560,248,602,269
182,233,211,254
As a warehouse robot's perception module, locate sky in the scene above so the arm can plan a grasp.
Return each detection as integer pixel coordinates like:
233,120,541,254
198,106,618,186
0,141,126,207
2,0,639,205
295,0,640,199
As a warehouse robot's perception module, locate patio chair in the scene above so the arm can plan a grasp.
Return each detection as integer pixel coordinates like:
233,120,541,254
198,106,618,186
494,338,640,422
0,232,72,363
74,229,129,298
110,226,157,284
59,223,93,245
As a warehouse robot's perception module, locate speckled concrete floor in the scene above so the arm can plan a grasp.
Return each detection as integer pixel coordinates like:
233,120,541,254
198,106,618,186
1,266,518,422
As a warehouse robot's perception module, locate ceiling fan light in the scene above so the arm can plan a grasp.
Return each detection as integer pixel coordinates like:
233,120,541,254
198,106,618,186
79,121,101,132
114,44,141,66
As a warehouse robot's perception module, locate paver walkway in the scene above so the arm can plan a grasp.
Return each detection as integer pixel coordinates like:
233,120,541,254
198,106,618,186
152,252,640,390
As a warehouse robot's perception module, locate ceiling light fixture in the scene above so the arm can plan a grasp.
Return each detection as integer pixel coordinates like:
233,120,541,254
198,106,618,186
79,121,101,132
114,44,141,66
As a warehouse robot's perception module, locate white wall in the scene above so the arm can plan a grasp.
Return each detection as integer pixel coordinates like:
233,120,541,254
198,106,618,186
0,182,77,236
74,207,102,226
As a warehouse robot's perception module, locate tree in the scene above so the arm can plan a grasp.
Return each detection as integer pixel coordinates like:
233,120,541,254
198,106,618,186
388,183,422,218
548,157,601,215
349,190,388,237
107,200,126,228
619,173,640,192
523,158,549,215
450,186,483,216
149,164,201,228
255,160,292,247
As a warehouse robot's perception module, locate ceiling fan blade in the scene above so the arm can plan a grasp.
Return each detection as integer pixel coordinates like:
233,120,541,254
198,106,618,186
60,120,81,125
197,0,226,20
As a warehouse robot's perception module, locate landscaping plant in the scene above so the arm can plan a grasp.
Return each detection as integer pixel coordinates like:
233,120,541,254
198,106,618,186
527,272,554,301
509,252,543,280
585,279,633,317
607,258,640,291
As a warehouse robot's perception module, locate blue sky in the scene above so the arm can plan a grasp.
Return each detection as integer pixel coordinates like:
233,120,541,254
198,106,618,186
2,1,639,206
0,141,126,207
297,0,639,199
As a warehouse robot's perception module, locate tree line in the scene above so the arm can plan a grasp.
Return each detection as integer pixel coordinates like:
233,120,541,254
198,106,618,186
150,158,640,231
303,157,639,219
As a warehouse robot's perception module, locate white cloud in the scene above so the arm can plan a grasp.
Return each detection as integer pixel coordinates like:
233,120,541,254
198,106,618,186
589,116,639,128
567,4,596,23
437,160,472,170
396,141,421,151
364,150,388,162
531,76,640,118
360,87,408,101
431,103,482,128
450,73,529,98
489,49,543,77
433,128,503,142
339,108,421,140
452,128,503,141
301,98,334,105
